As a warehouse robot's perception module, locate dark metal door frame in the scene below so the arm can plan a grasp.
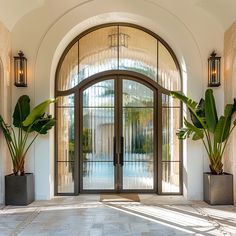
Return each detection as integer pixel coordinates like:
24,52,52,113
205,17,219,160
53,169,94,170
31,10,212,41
78,72,160,193
55,70,183,196
54,23,183,196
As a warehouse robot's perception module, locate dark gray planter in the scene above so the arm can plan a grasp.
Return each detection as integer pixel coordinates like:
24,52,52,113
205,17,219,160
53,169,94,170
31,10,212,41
203,172,234,205
5,173,35,205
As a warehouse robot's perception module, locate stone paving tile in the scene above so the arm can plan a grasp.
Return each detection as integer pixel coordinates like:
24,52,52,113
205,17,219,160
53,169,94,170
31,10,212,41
0,195,235,236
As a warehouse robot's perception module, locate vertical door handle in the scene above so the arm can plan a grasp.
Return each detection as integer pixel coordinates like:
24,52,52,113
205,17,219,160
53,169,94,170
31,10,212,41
120,136,124,166
113,137,116,166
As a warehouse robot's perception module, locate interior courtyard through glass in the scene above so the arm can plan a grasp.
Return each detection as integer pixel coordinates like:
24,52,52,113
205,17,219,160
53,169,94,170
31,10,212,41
55,23,182,195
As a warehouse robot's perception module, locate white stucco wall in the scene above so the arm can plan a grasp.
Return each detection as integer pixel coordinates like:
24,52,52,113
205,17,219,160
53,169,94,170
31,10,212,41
0,20,11,204
224,20,236,203
10,0,225,200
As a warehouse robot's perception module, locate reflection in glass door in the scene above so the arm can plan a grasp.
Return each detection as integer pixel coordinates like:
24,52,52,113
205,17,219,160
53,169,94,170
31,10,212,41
81,77,155,192
82,80,115,190
122,80,154,190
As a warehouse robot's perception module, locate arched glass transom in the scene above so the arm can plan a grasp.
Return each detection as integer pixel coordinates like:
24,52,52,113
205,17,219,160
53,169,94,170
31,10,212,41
56,24,181,92
55,23,182,196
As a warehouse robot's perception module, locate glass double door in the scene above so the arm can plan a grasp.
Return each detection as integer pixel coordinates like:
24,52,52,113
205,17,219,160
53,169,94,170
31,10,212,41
81,76,155,192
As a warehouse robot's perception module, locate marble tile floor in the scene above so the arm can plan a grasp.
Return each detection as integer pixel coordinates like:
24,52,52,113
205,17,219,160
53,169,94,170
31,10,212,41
0,195,236,236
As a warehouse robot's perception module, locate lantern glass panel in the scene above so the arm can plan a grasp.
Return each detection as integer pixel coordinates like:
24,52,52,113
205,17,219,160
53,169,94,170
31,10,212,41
14,55,27,87
208,53,221,87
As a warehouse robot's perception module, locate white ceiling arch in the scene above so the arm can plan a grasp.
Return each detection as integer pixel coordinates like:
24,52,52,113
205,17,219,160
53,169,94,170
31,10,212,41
1,0,236,31
195,0,236,30
0,0,45,30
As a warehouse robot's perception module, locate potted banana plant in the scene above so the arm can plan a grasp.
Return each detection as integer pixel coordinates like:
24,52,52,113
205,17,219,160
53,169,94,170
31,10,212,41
0,95,55,205
171,89,235,205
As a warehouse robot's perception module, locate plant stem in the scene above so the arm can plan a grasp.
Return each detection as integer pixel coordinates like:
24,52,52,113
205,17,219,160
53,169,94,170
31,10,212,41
204,129,212,155
5,139,15,165
221,125,236,157
202,138,210,156
24,133,39,157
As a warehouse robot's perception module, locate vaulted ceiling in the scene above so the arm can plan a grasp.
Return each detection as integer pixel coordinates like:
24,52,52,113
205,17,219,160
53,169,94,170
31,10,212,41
195,0,236,30
0,0,235,31
0,0,45,30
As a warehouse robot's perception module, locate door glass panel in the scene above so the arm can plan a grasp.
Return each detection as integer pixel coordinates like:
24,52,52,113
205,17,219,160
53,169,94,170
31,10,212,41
162,107,180,162
162,162,180,192
56,95,75,193
123,80,153,107
122,80,154,189
119,26,157,81
82,80,115,190
162,94,181,193
58,162,74,193
79,27,118,82
158,43,181,91
57,42,78,91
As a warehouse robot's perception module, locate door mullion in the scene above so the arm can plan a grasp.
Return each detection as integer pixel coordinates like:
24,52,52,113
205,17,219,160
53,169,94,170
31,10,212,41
119,77,123,191
114,75,122,191
75,92,80,195
78,89,83,193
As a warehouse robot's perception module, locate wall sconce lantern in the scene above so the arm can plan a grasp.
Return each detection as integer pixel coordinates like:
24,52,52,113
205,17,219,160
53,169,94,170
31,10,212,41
14,51,27,87
208,51,221,87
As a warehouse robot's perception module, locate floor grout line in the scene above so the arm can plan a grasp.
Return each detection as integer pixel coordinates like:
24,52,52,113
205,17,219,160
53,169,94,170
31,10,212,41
192,204,234,236
0,197,235,236
8,208,41,236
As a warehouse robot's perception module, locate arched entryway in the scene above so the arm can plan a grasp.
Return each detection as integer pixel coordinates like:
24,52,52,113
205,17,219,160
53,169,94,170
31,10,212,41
55,23,182,195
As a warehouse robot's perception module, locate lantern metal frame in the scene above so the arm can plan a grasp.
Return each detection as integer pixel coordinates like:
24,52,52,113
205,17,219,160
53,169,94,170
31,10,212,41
14,51,27,87
208,51,221,87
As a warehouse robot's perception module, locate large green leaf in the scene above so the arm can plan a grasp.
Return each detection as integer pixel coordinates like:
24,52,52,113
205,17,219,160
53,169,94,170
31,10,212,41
224,104,234,117
22,98,55,127
13,95,30,128
224,102,236,118
0,115,12,142
233,98,236,113
205,89,218,133
171,91,206,129
176,118,204,140
171,91,198,110
214,116,231,143
39,119,56,134
32,117,55,134
184,118,204,140
190,98,205,128
214,101,236,144
176,127,189,140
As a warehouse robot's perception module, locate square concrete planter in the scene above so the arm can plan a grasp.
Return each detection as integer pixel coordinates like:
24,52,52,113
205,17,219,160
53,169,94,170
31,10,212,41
5,173,35,205
203,172,234,205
